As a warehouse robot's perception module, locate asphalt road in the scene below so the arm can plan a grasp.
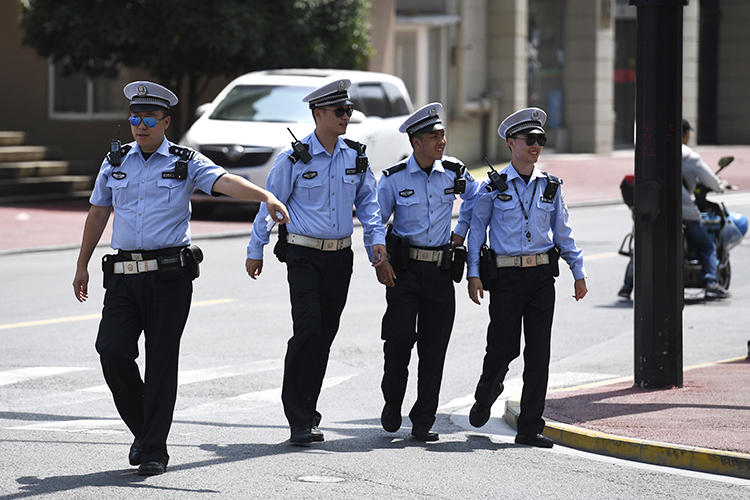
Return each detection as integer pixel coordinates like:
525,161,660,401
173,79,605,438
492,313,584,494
1,194,750,498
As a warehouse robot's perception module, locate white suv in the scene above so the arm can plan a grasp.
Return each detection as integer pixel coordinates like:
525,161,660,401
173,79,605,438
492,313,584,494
181,69,414,210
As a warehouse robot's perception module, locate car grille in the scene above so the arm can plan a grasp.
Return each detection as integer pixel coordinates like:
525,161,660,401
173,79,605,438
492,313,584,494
199,145,274,168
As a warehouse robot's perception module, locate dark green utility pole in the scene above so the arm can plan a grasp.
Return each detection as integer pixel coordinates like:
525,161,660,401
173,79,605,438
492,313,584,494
630,0,686,388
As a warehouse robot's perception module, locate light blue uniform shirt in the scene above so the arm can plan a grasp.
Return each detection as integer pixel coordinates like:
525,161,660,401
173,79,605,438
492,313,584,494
377,154,480,247
89,138,226,250
467,163,585,280
247,132,385,259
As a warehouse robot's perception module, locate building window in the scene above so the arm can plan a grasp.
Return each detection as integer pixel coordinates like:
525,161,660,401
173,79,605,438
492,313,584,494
48,62,130,120
395,14,457,108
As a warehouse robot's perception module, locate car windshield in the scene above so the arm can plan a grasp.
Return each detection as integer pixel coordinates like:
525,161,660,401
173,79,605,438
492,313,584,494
209,85,316,123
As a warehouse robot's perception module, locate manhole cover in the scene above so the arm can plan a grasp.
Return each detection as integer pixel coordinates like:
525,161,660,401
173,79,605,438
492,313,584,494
297,475,345,483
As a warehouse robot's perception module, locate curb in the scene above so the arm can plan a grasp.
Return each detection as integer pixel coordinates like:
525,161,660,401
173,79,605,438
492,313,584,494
503,400,750,480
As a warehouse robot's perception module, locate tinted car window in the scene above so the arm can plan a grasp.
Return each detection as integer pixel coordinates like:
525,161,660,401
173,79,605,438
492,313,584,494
209,85,315,123
351,83,390,118
383,82,410,116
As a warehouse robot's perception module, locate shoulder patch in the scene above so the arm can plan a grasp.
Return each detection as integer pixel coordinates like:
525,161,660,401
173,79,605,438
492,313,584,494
383,162,407,177
399,189,415,197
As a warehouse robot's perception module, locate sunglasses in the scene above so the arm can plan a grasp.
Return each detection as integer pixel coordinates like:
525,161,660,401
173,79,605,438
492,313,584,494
326,106,354,118
128,115,166,127
514,134,547,146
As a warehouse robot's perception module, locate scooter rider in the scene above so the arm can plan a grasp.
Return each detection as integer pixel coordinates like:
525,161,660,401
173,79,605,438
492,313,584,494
618,119,727,299
681,119,727,298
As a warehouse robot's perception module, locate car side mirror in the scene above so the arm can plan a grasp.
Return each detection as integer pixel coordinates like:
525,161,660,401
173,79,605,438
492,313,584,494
349,110,366,124
195,103,211,119
718,156,734,168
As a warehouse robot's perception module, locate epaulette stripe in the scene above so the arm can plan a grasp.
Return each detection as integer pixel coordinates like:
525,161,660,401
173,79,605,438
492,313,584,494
383,162,407,177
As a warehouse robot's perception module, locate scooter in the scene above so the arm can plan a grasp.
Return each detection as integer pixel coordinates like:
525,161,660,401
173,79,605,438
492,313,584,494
617,156,748,298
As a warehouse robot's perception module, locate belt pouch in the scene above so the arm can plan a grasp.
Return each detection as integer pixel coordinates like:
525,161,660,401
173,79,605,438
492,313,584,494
451,245,467,283
101,254,114,289
479,245,497,284
157,255,182,281
386,224,407,271
273,224,289,263
547,246,561,277
438,246,452,272
181,245,203,280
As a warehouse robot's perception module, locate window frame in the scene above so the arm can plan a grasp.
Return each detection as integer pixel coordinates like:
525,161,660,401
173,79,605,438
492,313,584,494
47,61,127,121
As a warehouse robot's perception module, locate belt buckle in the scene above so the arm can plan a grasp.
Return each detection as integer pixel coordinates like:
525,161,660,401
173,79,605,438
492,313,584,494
418,249,429,261
123,261,139,274
522,255,537,268
130,253,143,261
323,240,336,251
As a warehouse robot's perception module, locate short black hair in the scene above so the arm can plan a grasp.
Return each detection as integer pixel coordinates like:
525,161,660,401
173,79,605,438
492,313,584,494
682,119,692,134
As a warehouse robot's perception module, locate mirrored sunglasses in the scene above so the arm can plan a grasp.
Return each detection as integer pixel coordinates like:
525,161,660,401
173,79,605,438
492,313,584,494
128,116,165,127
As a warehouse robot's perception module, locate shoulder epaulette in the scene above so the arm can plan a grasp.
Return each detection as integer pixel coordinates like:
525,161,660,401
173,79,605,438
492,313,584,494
541,171,562,200
343,138,367,155
383,163,407,177
169,145,196,160
441,159,465,176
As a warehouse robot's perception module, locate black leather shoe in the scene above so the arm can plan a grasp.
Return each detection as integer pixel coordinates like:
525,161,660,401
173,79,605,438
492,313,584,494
128,439,141,466
137,459,167,475
290,427,314,445
310,425,324,442
515,433,554,448
411,427,439,442
381,404,401,433
617,285,632,300
469,383,504,428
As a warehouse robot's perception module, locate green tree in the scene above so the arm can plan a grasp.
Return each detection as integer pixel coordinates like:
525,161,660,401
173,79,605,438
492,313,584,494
19,0,373,136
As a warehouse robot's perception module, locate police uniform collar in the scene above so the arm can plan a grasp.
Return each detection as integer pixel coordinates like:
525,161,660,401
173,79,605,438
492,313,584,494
407,154,444,174
507,162,543,181
306,132,345,158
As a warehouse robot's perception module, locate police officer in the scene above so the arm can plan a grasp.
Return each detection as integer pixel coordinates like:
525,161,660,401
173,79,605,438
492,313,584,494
73,81,289,475
375,103,479,441
466,107,587,448
245,79,387,445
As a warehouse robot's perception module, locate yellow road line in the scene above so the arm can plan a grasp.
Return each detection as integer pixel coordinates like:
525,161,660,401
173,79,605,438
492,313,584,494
0,298,236,331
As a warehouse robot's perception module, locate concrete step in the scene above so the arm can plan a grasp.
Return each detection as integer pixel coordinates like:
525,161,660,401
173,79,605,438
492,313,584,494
0,161,70,179
0,131,26,147
0,146,48,163
0,175,93,197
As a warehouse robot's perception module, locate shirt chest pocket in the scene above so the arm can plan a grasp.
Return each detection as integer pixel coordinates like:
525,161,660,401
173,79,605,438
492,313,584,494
342,174,359,200
396,193,422,223
105,177,129,207
493,197,521,225
535,198,555,226
297,175,326,203
157,177,180,204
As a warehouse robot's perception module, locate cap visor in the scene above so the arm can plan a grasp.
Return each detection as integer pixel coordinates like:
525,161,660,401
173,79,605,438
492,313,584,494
130,104,166,112
410,122,445,136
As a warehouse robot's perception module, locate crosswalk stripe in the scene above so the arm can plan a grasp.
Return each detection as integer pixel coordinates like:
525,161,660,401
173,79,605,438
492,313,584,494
77,358,284,393
230,374,356,403
0,298,236,331
7,418,124,434
0,366,89,387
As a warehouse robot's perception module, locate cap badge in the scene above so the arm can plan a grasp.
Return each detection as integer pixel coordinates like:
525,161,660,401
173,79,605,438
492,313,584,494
338,80,346,90
429,107,437,117
531,109,540,120
137,85,147,97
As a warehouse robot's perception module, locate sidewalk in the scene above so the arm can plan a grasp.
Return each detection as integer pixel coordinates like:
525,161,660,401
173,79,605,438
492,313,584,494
2,147,750,479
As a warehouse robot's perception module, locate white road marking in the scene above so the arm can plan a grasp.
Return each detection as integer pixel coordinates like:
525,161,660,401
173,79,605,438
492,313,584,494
0,366,89,387
77,358,283,393
230,374,355,403
7,418,124,434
